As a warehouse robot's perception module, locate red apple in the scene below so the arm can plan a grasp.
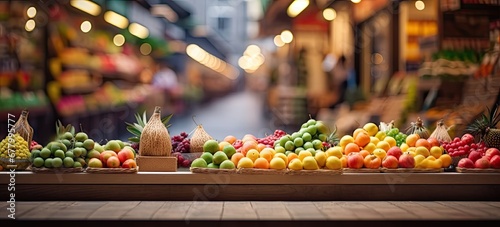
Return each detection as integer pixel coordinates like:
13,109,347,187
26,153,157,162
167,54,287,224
386,146,403,159
461,133,474,144
484,148,500,160
398,153,415,168
382,155,399,169
122,159,137,169
117,148,135,164
347,152,364,169
474,157,490,169
106,156,121,168
489,155,500,169
457,158,475,168
468,150,483,163
427,137,440,148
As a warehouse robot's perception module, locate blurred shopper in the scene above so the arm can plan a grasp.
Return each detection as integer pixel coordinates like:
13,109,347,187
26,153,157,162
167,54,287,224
328,54,349,109
152,61,184,113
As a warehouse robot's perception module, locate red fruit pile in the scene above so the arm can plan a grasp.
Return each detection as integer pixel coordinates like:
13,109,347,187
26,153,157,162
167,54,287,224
172,152,192,168
256,130,286,146
30,140,43,151
457,147,500,169
172,132,190,153
441,134,486,157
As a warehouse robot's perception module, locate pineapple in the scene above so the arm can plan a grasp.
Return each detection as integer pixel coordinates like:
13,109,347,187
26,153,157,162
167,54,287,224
126,110,172,151
466,105,500,149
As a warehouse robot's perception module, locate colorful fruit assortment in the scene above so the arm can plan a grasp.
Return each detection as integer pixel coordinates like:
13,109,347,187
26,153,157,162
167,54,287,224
86,140,137,169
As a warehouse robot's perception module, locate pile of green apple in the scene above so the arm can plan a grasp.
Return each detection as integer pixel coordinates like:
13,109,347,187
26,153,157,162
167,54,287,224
274,118,331,156
31,132,100,169
190,139,237,169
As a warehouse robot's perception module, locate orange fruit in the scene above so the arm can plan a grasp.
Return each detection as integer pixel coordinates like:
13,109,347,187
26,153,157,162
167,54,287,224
383,136,397,148
339,135,354,148
240,140,258,156
415,138,431,150
256,143,267,152
354,133,371,147
246,149,260,162
259,149,274,162
242,134,257,143
439,154,452,168
353,128,368,139
376,141,391,152
287,153,299,163
359,149,370,158
253,157,270,169
223,135,237,144
231,152,244,166
363,143,377,153
405,134,420,147
344,143,360,156
340,155,348,168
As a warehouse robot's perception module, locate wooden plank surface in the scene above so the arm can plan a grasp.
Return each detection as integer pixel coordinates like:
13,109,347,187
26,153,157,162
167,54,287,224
4,184,500,201
221,202,258,220
2,172,500,185
6,201,500,221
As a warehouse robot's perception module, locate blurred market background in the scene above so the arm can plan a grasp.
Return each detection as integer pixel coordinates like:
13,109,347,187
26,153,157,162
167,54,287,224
0,0,499,145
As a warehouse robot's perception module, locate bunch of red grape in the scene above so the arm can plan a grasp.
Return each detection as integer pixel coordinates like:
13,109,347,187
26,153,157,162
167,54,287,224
257,130,287,146
172,132,190,153
232,140,243,150
171,152,191,168
442,133,487,157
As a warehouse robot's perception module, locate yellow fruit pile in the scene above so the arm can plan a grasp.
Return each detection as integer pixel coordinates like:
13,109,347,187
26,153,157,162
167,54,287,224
0,134,31,160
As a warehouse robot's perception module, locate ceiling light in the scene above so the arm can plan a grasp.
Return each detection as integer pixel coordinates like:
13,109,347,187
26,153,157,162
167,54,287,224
415,0,425,10
129,22,149,39
25,19,35,32
70,0,101,16
274,35,285,47
323,8,336,21
104,11,128,29
351,0,361,3
287,0,309,18
113,34,125,46
80,21,92,33
280,30,293,43
27,7,36,18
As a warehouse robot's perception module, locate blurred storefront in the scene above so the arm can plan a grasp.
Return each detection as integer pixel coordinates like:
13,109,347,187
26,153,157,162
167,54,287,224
0,0,239,144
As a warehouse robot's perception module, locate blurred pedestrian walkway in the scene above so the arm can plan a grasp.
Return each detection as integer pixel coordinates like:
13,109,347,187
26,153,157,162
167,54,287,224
167,90,275,141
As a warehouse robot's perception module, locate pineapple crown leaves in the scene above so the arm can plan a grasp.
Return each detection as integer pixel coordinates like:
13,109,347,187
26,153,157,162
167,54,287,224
55,120,75,137
326,125,340,145
126,111,173,143
466,104,500,137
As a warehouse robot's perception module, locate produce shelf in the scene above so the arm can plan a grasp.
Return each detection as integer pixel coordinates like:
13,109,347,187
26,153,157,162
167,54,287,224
1,172,499,201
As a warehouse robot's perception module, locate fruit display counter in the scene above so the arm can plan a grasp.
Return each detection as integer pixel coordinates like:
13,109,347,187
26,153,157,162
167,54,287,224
0,171,499,201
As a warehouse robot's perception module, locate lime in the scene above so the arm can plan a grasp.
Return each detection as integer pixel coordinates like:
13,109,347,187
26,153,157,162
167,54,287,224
33,157,44,168
302,132,312,142
200,152,213,164
44,158,53,168
83,139,95,150
54,149,65,159
63,157,74,168
52,157,63,168
40,148,51,159
203,140,220,154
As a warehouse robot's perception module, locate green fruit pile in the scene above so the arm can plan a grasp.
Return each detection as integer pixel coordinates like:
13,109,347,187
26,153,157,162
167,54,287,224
274,119,333,157
190,140,236,170
31,131,101,169
0,134,31,160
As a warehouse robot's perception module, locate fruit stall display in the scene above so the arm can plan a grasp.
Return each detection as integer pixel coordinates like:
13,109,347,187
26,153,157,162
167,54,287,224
1,103,500,174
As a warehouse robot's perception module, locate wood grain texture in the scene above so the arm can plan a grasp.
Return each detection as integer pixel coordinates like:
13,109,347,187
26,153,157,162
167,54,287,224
2,171,500,185
3,184,500,201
